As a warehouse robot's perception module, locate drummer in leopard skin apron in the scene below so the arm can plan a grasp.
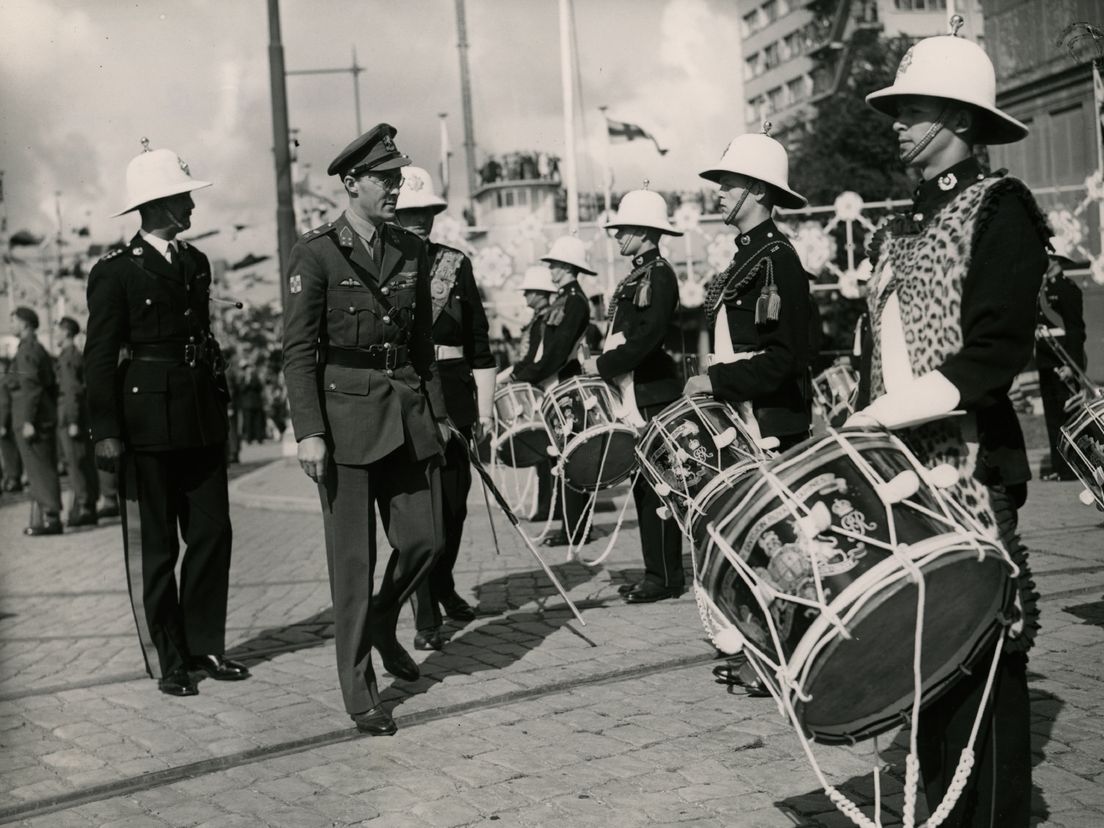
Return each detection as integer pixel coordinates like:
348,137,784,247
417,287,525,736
847,21,1044,827
582,187,685,603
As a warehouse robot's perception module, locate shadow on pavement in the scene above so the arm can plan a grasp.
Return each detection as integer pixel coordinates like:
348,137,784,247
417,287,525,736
226,608,334,666
1063,597,1104,629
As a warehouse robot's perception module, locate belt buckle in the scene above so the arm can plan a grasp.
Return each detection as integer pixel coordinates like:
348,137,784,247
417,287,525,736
184,343,197,368
385,345,398,370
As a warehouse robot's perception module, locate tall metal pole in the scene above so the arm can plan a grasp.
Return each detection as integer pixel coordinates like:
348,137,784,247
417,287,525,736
351,46,363,134
454,0,478,220
558,0,579,230
267,0,296,314
0,170,13,321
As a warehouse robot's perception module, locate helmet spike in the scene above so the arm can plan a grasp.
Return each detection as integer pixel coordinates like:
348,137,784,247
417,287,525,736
762,121,773,136
949,14,965,37
642,178,650,190
139,136,151,153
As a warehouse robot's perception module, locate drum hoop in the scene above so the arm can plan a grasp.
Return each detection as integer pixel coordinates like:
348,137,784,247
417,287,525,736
492,422,550,447
558,423,638,459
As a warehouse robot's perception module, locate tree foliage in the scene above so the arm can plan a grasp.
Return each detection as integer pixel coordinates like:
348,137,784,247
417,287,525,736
789,31,916,205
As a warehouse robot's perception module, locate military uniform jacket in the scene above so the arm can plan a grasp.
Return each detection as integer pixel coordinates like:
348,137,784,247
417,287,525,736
1036,270,1086,373
0,368,13,431
57,343,90,431
11,336,58,431
595,249,681,411
282,214,446,465
426,241,495,428
512,281,589,386
705,219,811,438
85,236,228,451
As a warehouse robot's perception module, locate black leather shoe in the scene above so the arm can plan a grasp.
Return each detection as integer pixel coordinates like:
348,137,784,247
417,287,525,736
624,582,683,604
617,581,641,596
67,511,99,528
189,655,251,681
541,530,591,547
352,705,397,736
712,659,770,697
379,643,420,681
440,592,476,621
413,629,444,651
24,522,63,537
158,669,199,697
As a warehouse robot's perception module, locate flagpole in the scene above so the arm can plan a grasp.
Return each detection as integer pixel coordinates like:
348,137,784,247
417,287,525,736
558,0,579,231
1093,59,1104,258
438,112,451,203
0,170,12,321
597,105,615,296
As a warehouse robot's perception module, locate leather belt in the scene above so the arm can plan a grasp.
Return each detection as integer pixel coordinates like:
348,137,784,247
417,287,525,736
129,342,199,366
434,344,464,361
327,344,410,371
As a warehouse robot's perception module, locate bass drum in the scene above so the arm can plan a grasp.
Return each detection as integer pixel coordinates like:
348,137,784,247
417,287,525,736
491,383,550,468
1058,395,1104,509
541,376,638,491
694,429,1014,744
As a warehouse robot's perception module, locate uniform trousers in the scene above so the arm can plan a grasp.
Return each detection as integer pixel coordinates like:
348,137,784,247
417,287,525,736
58,428,99,517
13,428,61,518
637,401,684,589
412,428,472,632
99,468,119,503
1038,365,1075,478
318,448,444,714
535,457,590,538
120,445,233,678
1,430,23,488
917,483,1032,828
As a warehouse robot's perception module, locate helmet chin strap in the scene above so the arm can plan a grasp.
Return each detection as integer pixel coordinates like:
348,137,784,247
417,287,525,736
901,104,950,165
723,186,752,229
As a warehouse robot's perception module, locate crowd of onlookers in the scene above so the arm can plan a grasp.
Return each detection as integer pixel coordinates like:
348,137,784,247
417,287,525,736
479,151,561,186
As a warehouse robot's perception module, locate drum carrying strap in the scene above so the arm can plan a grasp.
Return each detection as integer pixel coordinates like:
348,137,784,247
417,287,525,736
429,248,464,323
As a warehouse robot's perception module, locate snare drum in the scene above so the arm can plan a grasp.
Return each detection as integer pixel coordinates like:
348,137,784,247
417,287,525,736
491,383,550,468
541,376,638,491
635,395,766,530
1058,395,1104,508
695,430,1014,744
812,364,858,422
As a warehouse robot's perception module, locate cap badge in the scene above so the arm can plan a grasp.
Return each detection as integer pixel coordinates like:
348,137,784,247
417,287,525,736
937,172,957,191
407,175,424,191
289,274,302,294
896,48,914,79
178,157,191,176
381,134,397,153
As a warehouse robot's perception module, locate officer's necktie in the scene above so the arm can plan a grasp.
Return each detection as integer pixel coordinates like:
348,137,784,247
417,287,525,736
166,242,176,266
370,232,382,266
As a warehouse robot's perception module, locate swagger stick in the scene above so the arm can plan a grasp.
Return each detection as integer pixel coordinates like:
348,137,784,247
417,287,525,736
473,439,502,557
453,426,587,626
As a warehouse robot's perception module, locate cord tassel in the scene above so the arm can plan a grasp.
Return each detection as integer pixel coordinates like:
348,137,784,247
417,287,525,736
635,273,652,308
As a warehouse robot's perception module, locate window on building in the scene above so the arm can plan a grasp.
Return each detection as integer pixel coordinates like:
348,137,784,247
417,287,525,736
783,32,802,59
786,77,806,104
741,10,757,37
744,53,759,80
893,0,947,10
495,191,504,208
504,190,515,207
763,1,778,24
764,42,780,70
777,0,792,15
745,101,760,125
768,86,786,113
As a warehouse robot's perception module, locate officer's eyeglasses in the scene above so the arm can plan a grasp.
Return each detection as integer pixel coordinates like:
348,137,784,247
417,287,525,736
359,171,404,191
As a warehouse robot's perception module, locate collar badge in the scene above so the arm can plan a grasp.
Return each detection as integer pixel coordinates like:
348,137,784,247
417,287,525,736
937,172,957,191
132,246,144,256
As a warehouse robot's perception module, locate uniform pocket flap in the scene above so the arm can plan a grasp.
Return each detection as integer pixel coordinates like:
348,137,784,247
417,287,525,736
123,361,169,394
322,364,373,395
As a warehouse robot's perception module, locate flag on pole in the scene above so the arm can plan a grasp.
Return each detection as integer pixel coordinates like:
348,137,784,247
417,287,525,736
439,114,451,201
606,117,668,155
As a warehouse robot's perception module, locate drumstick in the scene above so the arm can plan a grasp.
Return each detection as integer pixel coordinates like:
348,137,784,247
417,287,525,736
451,425,587,626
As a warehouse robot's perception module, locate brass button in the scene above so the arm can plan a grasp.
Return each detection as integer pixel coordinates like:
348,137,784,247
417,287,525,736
184,309,192,316
381,287,390,296
349,305,355,313
385,369,394,377
736,300,742,305
189,336,195,342
132,386,139,393
328,382,336,390
145,299,152,306
382,315,391,324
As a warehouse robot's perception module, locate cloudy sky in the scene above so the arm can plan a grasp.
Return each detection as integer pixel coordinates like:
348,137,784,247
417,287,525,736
0,0,744,264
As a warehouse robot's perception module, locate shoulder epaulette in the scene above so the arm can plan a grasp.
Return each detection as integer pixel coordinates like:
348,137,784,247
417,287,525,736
301,222,334,243
100,248,124,262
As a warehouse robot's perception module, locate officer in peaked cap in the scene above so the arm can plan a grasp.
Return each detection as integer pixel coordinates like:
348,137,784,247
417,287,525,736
55,316,100,528
283,124,449,736
9,306,63,535
394,165,496,651
85,138,245,698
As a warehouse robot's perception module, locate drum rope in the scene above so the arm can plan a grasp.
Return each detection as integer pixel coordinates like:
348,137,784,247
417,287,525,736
572,470,639,567
560,426,610,561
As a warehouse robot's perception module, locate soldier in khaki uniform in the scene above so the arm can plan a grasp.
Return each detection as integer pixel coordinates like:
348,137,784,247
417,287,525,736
86,141,246,697
394,166,496,650
0,356,25,493
10,306,63,535
55,316,99,527
283,124,448,736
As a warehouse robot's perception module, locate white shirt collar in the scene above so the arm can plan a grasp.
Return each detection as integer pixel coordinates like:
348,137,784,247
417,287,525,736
139,230,176,261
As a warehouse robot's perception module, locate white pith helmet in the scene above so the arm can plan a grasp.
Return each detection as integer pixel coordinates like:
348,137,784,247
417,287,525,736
519,265,557,293
540,235,597,275
395,165,447,214
603,188,682,236
112,138,211,217
865,21,1028,145
699,130,807,209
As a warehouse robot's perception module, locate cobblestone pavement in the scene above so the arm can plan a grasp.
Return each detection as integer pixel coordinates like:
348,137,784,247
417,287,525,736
1,442,1103,827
